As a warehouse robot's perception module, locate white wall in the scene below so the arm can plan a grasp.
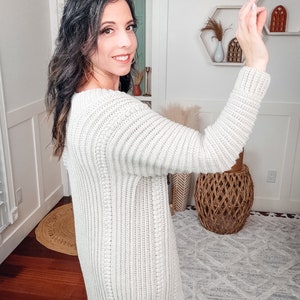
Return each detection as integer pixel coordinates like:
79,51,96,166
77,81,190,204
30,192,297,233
151,0,300,213
0,0,298,265
0,0,63,263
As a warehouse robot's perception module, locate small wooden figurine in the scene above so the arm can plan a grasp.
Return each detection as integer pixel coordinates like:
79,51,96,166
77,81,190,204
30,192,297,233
227,37,242,63
270,5,287,32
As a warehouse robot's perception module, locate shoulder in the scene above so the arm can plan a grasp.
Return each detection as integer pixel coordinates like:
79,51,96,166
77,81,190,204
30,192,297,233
69,89,152,125
72,89,147,110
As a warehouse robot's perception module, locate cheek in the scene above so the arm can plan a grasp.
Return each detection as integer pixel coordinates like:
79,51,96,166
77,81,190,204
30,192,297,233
89,51,101,66
95,36,111,56
91,42,110,65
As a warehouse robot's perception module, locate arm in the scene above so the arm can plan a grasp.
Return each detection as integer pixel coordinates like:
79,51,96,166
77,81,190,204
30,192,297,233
110,67,269,176
109,0,270,177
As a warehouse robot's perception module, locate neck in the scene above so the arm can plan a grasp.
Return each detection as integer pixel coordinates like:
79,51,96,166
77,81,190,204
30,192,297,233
77,73,120,92
93,67,120,90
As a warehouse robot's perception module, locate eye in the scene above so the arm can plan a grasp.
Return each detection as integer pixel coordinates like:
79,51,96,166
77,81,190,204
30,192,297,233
99,27,113,35
127,23,137,32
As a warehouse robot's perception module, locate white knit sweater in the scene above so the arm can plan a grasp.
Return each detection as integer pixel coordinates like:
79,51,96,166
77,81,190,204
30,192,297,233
63,67,270,299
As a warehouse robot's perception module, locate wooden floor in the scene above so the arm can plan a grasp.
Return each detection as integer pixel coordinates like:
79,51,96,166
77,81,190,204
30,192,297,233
0,197,87,300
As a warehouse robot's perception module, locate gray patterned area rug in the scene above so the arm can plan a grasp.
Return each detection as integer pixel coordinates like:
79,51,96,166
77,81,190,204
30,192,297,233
172,209,300,300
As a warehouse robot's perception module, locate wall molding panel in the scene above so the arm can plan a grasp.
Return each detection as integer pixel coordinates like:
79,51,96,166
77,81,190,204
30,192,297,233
0,1,63,264
0,99,63,264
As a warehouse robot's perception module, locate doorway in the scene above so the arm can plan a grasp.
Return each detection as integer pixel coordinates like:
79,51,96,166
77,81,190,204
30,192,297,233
0,67,10,232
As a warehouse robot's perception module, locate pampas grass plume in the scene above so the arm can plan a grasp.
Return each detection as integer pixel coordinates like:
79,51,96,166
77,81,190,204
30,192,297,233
160,104,201,130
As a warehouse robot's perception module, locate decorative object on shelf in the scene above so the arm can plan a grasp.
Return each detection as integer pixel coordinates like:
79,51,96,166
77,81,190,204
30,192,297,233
143,66,151,96
201,18,231,63
200,6,245,65
269,5,287,32
132,69,144,96
227,37,243,63
214,41,224,63
132,84,142,96
194,164,254,234
160,104,201,212
261,1,300,36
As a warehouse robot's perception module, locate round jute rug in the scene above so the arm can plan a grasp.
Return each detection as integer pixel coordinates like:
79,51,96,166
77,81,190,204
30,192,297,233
35,203,77,256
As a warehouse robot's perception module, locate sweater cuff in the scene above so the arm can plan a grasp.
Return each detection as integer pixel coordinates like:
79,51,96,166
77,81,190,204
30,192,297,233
234,66,271,99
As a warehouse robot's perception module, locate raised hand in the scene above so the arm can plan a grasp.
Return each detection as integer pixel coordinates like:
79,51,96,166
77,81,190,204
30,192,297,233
236,0,269,71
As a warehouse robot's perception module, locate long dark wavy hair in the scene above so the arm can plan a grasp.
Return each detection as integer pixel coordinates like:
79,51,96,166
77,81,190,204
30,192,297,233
46,0,137,158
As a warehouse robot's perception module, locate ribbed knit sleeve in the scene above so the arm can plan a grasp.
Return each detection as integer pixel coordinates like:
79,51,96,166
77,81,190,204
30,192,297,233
66,67,270,177
108,67,270,176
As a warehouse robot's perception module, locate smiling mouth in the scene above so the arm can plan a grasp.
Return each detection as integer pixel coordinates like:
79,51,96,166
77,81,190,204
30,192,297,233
113,55,130,62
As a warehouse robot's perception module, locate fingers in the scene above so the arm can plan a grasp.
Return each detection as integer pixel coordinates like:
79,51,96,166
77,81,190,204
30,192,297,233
236,0,269,72
248,2,258,33
256,7,267,34
239,0,256,21
238,0,256,34
238,0,267,35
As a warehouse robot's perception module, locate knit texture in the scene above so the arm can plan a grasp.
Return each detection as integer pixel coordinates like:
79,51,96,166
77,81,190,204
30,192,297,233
63,67,270,299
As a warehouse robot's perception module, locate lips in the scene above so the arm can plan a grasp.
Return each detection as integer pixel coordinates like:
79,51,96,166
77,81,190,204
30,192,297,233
113,54,131,63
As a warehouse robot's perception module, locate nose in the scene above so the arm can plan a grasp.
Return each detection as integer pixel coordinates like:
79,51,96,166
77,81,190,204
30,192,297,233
118,29,135,48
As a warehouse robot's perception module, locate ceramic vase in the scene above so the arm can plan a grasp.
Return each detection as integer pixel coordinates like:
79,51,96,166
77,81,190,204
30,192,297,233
132,84,142,96
214,41,224,63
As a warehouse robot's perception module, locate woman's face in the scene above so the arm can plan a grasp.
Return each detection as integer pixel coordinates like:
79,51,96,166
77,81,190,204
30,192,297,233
89,0,137,89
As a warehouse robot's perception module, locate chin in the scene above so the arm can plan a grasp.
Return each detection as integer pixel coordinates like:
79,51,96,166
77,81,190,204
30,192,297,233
119,69,131,77
117,65,132,76
117,72,130,79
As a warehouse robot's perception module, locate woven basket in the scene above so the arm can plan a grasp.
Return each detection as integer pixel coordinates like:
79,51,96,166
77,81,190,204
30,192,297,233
171,173,192,211
194,164,253,234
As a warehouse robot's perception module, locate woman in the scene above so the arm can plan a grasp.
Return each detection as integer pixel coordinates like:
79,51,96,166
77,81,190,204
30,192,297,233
46,0,270,299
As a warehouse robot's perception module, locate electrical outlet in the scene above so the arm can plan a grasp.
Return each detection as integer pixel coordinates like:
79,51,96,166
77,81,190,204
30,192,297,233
16,187,23,205
266,170,277,183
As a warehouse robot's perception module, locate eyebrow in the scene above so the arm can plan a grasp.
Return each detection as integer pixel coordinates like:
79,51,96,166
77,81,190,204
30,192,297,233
100,19,135,27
